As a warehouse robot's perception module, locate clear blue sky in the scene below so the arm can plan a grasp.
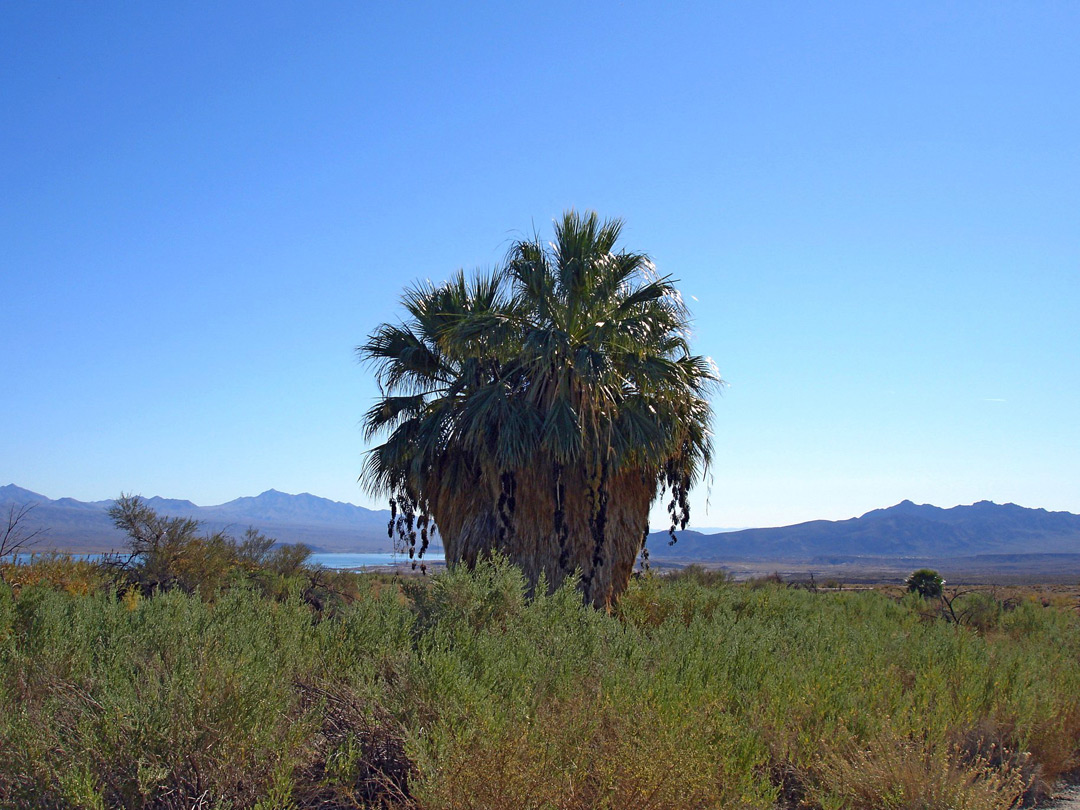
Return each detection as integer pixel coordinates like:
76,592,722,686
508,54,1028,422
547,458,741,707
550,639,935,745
2,2,1077,529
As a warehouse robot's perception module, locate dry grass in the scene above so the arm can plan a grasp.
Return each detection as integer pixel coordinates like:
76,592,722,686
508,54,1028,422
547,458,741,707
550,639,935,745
810,731,1030,810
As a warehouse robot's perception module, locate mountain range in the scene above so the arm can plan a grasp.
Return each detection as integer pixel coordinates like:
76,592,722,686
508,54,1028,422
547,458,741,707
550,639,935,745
647,499,1080,561
4,486,1079,571
0,485,400,553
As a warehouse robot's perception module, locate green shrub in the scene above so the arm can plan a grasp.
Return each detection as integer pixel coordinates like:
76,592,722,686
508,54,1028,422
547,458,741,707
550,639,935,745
2,559,1078,808
0,551,110,596
953,590,1004,633
906,568,945,598
664,562,733,587
106,494,315,600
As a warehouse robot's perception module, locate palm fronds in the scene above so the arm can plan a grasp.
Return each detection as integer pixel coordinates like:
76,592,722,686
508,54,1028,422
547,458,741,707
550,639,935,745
359,210,719,605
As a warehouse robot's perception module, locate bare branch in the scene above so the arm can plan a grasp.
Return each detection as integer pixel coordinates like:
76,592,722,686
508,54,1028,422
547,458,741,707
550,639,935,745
940,584,979,624
0,503,48,583
1,503,47,559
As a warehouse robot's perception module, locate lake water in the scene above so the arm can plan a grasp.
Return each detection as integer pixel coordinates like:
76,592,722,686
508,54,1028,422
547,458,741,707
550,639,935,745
3,550,445,569
309,551,444,569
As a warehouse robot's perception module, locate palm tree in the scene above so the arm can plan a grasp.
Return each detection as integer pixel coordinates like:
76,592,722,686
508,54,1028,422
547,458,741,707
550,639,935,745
359,211,717,606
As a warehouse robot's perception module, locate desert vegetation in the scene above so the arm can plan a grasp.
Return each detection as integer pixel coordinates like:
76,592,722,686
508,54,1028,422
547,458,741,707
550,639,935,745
359,211,717,607
2,540,1079,809
3,201,1077,805
0,504,46,578
906,568,946,599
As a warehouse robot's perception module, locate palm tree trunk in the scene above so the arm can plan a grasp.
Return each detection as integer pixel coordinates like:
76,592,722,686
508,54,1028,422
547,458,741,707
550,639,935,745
435,467,653,608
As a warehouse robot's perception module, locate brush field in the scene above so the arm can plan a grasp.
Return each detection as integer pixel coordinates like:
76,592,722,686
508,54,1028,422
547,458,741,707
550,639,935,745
1,557,1078,809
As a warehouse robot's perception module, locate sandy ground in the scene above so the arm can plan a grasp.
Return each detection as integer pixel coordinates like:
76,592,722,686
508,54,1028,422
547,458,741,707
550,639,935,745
1038,779,1080,809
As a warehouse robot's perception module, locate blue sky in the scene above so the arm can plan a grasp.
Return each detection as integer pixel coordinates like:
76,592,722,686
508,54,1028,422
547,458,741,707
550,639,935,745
2,2,1077,528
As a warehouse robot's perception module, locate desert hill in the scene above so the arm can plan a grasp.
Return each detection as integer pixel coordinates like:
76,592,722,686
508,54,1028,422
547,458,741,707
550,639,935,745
0,485,397,553
648,499,1080,561
5,486,1078,575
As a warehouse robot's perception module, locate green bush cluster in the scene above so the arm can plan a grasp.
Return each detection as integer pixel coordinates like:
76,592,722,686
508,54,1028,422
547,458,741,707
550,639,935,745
1,559,1078,809
103,494,316,599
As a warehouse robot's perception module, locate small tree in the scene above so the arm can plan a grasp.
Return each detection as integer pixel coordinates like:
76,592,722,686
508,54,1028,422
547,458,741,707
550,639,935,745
905,568,944,599
107,494,311,594
0,504,46,582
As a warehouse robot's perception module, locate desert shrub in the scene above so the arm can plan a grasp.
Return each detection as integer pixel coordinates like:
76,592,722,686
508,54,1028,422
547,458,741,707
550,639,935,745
2,559,1079,808
292,679,415,808
106,495,315,600
0,582,12,644
0,584,322,808
810,730,1029,810
952,590,1004,633
416,680,775,810
405,552,529,634
0,551,109,596
664,563,733,587
267,539,315,578
747,570,785,589
615,568,729,628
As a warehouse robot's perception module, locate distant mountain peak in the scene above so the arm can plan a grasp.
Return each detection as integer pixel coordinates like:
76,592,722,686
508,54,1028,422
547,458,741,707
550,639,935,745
0,484,399,554
0,484,50,503
251,489,329,501
860,499,939,519
651,499,1080,563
